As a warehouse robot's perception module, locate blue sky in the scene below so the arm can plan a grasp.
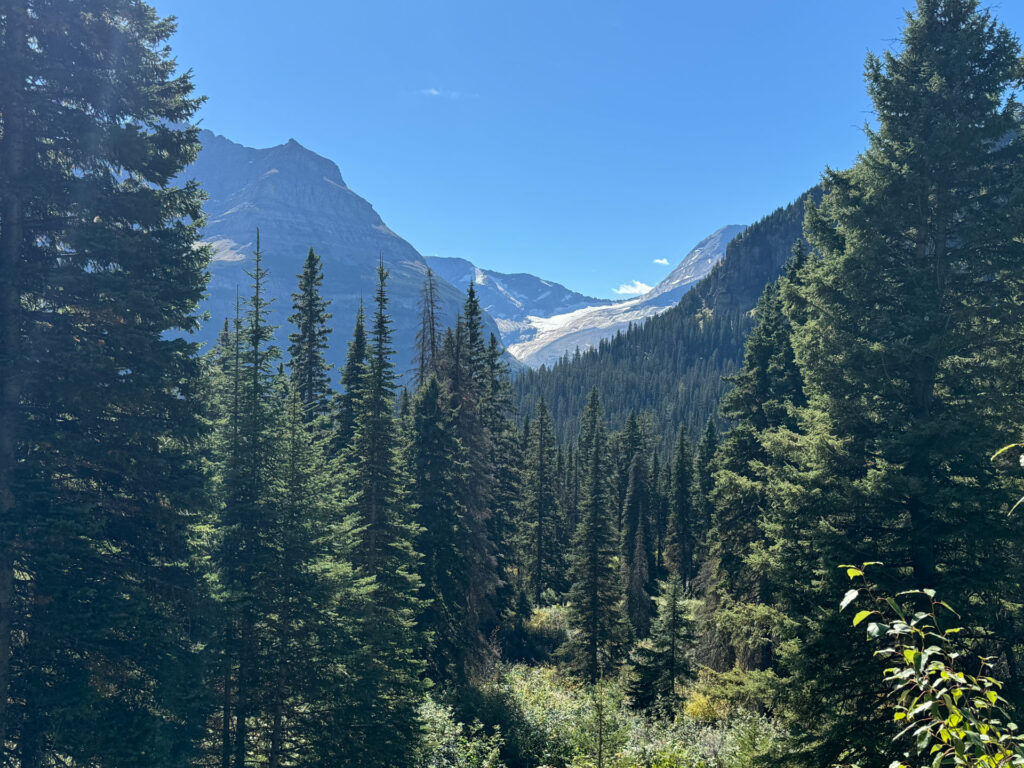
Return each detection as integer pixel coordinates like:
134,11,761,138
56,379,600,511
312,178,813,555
158,1,1024,299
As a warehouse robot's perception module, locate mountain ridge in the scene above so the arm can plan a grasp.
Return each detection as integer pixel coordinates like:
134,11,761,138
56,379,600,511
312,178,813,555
425,256,615,345
183,130,500,377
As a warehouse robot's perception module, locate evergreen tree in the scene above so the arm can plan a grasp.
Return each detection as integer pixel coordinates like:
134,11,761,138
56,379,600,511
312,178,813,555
207,279,360,768
288,247,333,421
342,262,425,767
697,275,805,673
649,453,668,577
215,234,283,768
483,334,522,625
627,574,692,712
622,454,655,638
665,426,697,584
0,4,209,762
562,392,628,682
611,413,646,531
449,285,502,635
405,375,476,683
692,419,718,557
767,4,1024,765
522,399,559,604
331,302,367,455
415,267,441,386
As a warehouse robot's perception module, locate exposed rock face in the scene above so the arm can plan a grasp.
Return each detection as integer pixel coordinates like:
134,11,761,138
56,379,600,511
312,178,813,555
182,130,498,377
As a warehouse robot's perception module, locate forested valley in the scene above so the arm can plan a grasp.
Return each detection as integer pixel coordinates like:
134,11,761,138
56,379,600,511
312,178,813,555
3,2,1024,768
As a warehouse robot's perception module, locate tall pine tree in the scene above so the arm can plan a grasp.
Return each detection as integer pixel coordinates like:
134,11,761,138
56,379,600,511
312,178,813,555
288,247,333,421
331,302,367,456
522,399,559,605
0,4,210,763
342,262,425,767
562,392,627,682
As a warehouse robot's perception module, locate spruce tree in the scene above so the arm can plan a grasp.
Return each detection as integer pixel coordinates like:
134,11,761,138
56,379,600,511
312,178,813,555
522,399,559,604
562,392,628,682
207,282,358,768
447,285,502,635
342,262,424,767
698,276,805,673
482,334,523,628
331,302,367,455
665,426,697,584
288,247,333,421
405,375,475,683
216,234,283,768
769,3,1024,764
692,419,718,558
622,453,655,638
415,267,441,386
649,453,668,577
627,573,692,712
0,4,209,762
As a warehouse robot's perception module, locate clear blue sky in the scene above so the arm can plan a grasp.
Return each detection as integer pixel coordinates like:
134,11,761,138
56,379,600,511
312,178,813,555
158,1,1024,299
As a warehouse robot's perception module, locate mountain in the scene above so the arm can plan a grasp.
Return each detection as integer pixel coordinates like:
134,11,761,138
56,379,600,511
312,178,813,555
504,225,746,368
425,256,614,345
182,130,499,377
514,193,817,444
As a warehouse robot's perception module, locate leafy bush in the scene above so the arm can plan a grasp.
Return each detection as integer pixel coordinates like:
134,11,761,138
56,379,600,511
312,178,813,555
470,664,783,768
415,697,506,768
841,563,1024,768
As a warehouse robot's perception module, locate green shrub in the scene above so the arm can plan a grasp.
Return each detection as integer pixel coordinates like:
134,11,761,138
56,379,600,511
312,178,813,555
415,697,506,768
841,563,1024,768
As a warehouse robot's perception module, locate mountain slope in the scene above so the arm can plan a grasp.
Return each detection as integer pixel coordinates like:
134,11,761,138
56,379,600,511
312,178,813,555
425,256,614,345
183,130,498,375
513,193,817,443
506,225,746,368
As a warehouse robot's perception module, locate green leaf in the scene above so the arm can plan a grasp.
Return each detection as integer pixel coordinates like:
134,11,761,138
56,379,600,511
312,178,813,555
846,567,864,579
841,588,860,611
853,609,874,626
886,597,907,621
867,622,888,639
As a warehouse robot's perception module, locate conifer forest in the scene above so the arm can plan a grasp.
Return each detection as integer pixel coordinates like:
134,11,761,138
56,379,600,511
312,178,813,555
4,2,1024,767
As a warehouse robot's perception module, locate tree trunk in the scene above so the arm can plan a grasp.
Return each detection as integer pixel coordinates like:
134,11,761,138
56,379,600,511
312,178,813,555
267,670,286,768
0,4,29,748
221,624,234,768
233,623,250,768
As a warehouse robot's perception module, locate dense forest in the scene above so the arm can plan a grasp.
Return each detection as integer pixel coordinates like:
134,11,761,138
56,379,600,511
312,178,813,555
3,2,1024,768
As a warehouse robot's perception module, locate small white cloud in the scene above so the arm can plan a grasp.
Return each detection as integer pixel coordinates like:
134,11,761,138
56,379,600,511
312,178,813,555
613,280,653,296
419,87,477,100
653,258,669,266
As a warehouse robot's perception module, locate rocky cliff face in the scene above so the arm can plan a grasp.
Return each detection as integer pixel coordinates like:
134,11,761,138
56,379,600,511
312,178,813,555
182,130,498,377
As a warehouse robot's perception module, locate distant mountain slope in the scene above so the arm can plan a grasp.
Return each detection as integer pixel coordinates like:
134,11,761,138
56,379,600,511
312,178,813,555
506,225,746,368
425,256,614,345
513,193,818,443
182,130,499,376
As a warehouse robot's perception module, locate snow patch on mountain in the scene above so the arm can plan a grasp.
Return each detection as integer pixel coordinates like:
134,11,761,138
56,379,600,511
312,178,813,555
425,256,614,344
506,224,746,368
